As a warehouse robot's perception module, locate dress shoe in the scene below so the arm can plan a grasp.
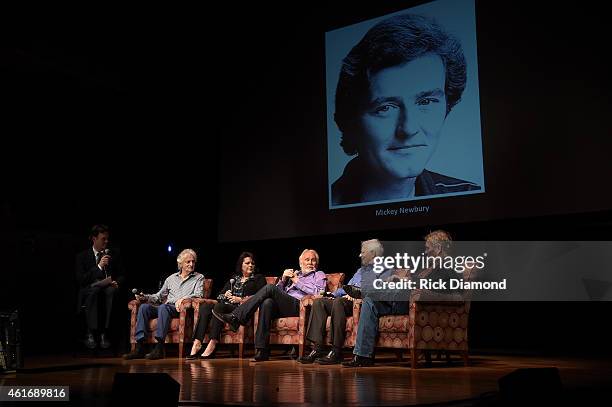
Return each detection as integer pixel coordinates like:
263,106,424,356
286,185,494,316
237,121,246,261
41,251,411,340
212,310,240,332
200,348,217,360
185,350,202,360
316,349,343,365
342,354,374,367
123,343,146,360
99,333,111,349
186,343,203,360
342,285,362,299
251,348,269,362
145,343,165,360
298,348,325,364
84,333,96,349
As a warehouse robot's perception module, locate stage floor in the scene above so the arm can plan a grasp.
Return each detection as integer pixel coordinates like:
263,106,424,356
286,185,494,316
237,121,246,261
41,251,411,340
2,351,611,406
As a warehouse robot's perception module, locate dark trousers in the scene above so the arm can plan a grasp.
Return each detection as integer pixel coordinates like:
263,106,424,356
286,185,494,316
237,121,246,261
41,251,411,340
231,284,299,349
193,302,237,342
305,297,353,350
80,285,118,332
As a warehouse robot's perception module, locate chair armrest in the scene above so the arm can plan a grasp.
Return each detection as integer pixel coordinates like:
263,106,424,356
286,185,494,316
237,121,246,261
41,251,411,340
128,299,140,312
351,299,362,326
298,296,315,336
191,298,218,323
192,298,218,306
176,298,193,313
299,295,315,309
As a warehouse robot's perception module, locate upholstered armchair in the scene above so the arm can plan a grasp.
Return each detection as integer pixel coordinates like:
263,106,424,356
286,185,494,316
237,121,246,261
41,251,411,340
375,268,477,368
254,273,345,359
191,297,254,359
128,279,213,358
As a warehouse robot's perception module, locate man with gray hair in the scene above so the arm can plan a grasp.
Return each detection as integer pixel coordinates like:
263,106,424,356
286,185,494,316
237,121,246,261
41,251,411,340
298,239,383,365
123,248,204,360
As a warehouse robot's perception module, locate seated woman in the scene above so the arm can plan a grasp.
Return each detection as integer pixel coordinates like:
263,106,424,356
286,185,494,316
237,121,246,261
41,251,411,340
187,252,266,359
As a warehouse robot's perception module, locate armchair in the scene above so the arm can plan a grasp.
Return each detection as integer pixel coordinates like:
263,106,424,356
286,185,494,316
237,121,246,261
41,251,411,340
375,267,477,367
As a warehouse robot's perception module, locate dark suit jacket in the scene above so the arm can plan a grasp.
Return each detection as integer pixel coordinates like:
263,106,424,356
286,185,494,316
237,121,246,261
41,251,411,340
75,247,125,290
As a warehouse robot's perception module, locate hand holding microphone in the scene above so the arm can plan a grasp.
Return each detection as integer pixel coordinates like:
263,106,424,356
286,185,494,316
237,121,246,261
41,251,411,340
282,269,296,284
224,278,235,299
99,249,111,270
132,288,147,302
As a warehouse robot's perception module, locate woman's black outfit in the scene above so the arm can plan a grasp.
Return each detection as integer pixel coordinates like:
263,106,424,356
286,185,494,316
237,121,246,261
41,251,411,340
193,273,267,342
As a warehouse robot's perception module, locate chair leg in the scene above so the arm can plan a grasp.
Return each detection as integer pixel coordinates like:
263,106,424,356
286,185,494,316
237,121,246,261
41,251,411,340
131,343,135,352
179,342,184,359
462,351,469,366
298,344,304,359
239,343,244,359
411,349,417,369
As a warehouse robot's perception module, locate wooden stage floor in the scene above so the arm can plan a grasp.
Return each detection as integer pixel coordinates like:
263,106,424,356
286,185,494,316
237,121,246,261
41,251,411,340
2,351,611,406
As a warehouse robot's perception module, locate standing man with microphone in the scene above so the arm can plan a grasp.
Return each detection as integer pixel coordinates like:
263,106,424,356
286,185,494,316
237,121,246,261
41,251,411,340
75,224,124,350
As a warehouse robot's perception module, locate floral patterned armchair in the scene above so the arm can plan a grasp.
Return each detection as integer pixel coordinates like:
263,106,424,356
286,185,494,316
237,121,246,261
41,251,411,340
375,267,477,368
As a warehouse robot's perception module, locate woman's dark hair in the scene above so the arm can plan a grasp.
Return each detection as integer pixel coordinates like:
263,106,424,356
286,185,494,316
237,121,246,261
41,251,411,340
335,13,467,155
235,251,256,275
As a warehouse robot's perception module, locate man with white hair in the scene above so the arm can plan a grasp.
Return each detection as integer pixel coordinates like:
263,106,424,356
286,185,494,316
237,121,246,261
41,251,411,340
298,239,383,365
123,248,204,360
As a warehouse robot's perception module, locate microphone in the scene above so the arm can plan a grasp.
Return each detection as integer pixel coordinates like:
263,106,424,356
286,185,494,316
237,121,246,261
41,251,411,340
229,278,235,292
319,289,334,298
100,249,111,272
131,288,145,300
283,268,298,284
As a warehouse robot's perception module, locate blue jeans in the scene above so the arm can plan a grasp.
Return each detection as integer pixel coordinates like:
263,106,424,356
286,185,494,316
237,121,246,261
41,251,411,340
353,297,408,358
134,303,179,341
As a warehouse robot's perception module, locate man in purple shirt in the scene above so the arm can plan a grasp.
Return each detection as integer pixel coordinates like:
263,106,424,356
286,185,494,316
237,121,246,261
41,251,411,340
299,239,383,365
213,249,327,361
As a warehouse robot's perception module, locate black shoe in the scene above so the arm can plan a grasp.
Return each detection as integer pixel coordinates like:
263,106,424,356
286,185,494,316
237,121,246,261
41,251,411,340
212,310,240,332
186,350,202,360
84,333,97,349
252,348,269,362
316,349,343,365
186,342,203,360
123,343,146,360
145,343,165,360
298,348,325,364
99,333,111,349
200,348,217,360
342,354,374,367
342,285,362,299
